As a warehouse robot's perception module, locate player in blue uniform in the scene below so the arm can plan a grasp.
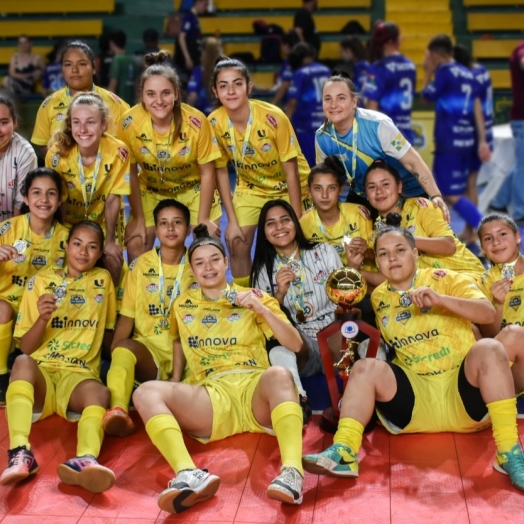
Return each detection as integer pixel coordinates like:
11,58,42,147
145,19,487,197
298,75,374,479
339,36,369,97
272,31,300,107
422,35,490,233
363,21,416,144
286,43,331,166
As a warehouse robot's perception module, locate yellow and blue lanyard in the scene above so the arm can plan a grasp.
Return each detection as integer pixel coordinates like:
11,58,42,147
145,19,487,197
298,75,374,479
158,248,185,328
228,103,253,177
77,146,102,220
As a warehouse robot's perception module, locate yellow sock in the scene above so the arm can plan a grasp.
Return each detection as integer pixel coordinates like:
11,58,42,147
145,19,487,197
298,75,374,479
6,380,34,449
271,401,303,475
0,320,13,374
233,275,250,287
145,414,196,474
107,347,137,411
487,398,518,454
77,405,105,458
333,417,364,452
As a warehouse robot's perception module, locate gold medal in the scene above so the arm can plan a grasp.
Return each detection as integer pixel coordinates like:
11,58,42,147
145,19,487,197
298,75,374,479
13,239,28,254
159,318,169,330
501,265,516,280
400,293,412,308
54,285,67,303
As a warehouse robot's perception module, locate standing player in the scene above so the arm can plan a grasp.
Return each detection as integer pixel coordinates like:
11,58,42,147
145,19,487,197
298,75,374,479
0,168,68,405
45,92,131,284
133,224,305,513
303,226,524,491
339,36,369,97
286,42,330,167
363,21,416,144
103,200,197,436
118,50,222,263
31,41,130,153
0,95,38,221
209,56,310,285
1,221,117,493
422,34,490,233
271,31,300,107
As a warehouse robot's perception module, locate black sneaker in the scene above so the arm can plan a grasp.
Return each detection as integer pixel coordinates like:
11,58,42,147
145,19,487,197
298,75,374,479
299,395,312,427
0,445,39,485
0,372,9,407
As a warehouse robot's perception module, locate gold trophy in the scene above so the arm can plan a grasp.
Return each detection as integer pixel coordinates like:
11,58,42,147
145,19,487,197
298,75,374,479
317,267,382,433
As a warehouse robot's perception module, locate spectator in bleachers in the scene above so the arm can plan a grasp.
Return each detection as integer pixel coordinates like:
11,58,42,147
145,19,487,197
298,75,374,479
135,28,161,67
488,40,524,236
95,34,113,89
286,42,330,167
108,30,139,106
42,40,66,97
31,41,130,154
1,35,45,98
186,36,222,115
421,34,490,237
293,0,320,55
453,44,494,245
0,95,38,220
271,30,300,107
363,21,416,145
338,36,369,97
174,0,208,86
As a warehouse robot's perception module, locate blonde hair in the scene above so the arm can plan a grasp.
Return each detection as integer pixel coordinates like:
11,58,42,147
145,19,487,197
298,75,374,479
141,50,182,144
48,92,109,155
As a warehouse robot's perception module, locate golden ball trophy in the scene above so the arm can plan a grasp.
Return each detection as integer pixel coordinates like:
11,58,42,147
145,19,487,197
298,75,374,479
317,267,382,433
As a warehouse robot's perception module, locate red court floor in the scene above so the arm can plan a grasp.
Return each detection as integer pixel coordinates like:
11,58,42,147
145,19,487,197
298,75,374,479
0,412,523,524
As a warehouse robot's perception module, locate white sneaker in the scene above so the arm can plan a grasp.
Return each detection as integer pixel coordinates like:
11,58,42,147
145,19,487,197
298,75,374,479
266,466,304,505
157,468,221,513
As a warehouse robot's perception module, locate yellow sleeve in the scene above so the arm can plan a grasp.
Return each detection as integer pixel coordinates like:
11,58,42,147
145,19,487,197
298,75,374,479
273,113,301,163
416,200,454,238
31,98,52,146
169,304,180,341
208,114,229,169
478,270,494,301
196,116,221,165
117,119,137,164
119,259,138,319
105,279,117,329
257,292,290,339
441,269,487,300
110,142,132,195
14,274,43,339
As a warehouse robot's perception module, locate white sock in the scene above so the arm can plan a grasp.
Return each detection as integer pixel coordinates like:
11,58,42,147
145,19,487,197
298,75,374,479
268,345,307,397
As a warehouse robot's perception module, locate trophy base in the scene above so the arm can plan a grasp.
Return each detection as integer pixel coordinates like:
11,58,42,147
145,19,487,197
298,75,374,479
334,307,362,322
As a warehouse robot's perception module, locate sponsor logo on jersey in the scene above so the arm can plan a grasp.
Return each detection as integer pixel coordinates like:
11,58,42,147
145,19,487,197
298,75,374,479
314,270,328,285
137,133,152,142
189,282,200,289
56,113,64,122
55,257,64,267
202,314,217,328
209,117,217,128
261,143,272,152
189,115,202,129
358,206,371,219
0,221,11,236
122,115,133,129
183,314,195,324
244,143,255,156
257,129,267,138
290,136,295,145
381,315,389,327
146,283,159,293
391,133,406,151
266,114,278,128
179,298,198,309
395,310,411,325
51,153,61,168
50,315,99,330
104,164,113,173
94,293,104,304
70,294,86,308
212,136,218,145
62,169,75,178
27,275,35,291
94,279,106,288
110,92,122,103
390,328,440,350
510,296,521,312
407,225,416,233
432,269,447,278
376,300,389,312
221,131,231,140
417,198,428,208
118,147,129,163
66,181,75,189
145,267,159,277
179,146,191,156
13,254,26,264
139,146,150,155
53,102,67,110
179,131,189,142
31,255,46,269
227,313,241,322
124,173,130,183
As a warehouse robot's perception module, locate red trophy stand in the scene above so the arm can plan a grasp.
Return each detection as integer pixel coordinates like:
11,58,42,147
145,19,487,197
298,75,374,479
317,306,382,433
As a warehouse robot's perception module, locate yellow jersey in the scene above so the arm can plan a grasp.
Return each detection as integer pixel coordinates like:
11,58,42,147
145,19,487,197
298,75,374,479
14,266,116,376
31,85,130,146
371,268,485,376
120,248,198,339
209,99,310,196
170,284,287,385
0,215,68,314
479,267,524,329
300,203,374,265
45,134,131,229
117,103,221,198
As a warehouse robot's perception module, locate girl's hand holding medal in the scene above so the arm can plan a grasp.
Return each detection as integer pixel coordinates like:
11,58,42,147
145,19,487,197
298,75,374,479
37,294,58,322
0,245,18,262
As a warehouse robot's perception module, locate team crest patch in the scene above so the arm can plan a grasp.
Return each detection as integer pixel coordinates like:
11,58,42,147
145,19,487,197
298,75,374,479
122,115,133,129
396,310,411,325
266,114,278,128
209,117,217,127
31,255,46,269
189,115,202,129
227,313,241,322
202,314,217,328
110,92,122,103
189,282,200,289
104,164,113,173
261,143,272,152
94,279,105,288
391,133,406,151
251,288,263,298
417,198,429,208
51,153,60,168
509,296,521,311
66,181,75,189
13,254,26,264
55,257,64,267
157,150,170,160
179,146,191,156
55,113,64,122
146,283,159,293
381,315,389,327
0,221,11,236
179,131,189,142
94,293,104,304
407,225,416,233
70,295,86,308
314,270,328,285
118,147,129,162
432,269,447,278
183,314,195,324
358,206,371,219
139,146,150,155
27,276,35,291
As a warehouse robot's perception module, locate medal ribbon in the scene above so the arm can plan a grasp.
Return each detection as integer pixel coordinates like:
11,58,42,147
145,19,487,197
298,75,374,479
276,248,306,318
54,265,83,304
158,249,185,324
497,256,520,279
228,103,253,178
313,205,349,244
151,119,174,183
330,115,358,185
77,146,102,220
14,214,56,253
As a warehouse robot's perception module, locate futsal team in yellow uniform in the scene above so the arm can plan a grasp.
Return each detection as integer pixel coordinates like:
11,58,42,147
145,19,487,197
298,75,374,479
0,47,524,515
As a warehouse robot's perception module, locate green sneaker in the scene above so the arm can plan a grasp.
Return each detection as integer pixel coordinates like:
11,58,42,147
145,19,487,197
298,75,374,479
494,444,524,490
302,443,359,478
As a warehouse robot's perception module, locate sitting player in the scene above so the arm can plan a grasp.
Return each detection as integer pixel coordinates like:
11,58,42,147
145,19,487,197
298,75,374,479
1,221,117,492
133,225,305,513
103,199,196,436
303,225,524,490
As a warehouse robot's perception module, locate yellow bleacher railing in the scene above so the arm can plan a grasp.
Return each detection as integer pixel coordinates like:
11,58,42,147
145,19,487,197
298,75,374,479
473,39,519,59
468,12,524,31
0,0,114,14
464,0,524,5
175,0,370,8
0,46,53,65
0,20,103,39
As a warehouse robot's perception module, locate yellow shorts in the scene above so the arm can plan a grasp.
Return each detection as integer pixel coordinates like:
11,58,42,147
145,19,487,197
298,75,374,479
233,191,312,227
140,188,222,228
36,367,101,422
194,371,275,443
134,334,173,380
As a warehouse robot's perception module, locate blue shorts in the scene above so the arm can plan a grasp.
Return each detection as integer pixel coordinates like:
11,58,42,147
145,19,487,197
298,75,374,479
433,151,471,196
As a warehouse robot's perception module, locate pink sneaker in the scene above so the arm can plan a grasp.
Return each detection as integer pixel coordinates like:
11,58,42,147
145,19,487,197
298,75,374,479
102,406,136,437
57,455,115,493
0,446,39,485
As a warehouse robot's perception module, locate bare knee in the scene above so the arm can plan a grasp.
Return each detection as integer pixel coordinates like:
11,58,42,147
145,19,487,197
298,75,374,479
0,300,13,324
10,354,39,382
468,339,509,370
261,366,295,390
349,357,388,378
132,381,158,412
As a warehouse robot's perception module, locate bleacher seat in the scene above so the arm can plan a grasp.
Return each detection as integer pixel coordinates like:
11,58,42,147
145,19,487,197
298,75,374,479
464,0,524,5
176,0,371,9
0,0,114,14
468,12,524,31
0,46,53,66
0,20,103,39
489,69,511,90
473,39,519,59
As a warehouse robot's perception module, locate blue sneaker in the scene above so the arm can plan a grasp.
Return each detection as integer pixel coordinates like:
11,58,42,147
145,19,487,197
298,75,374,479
494,444,524,490
302,443,359,478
